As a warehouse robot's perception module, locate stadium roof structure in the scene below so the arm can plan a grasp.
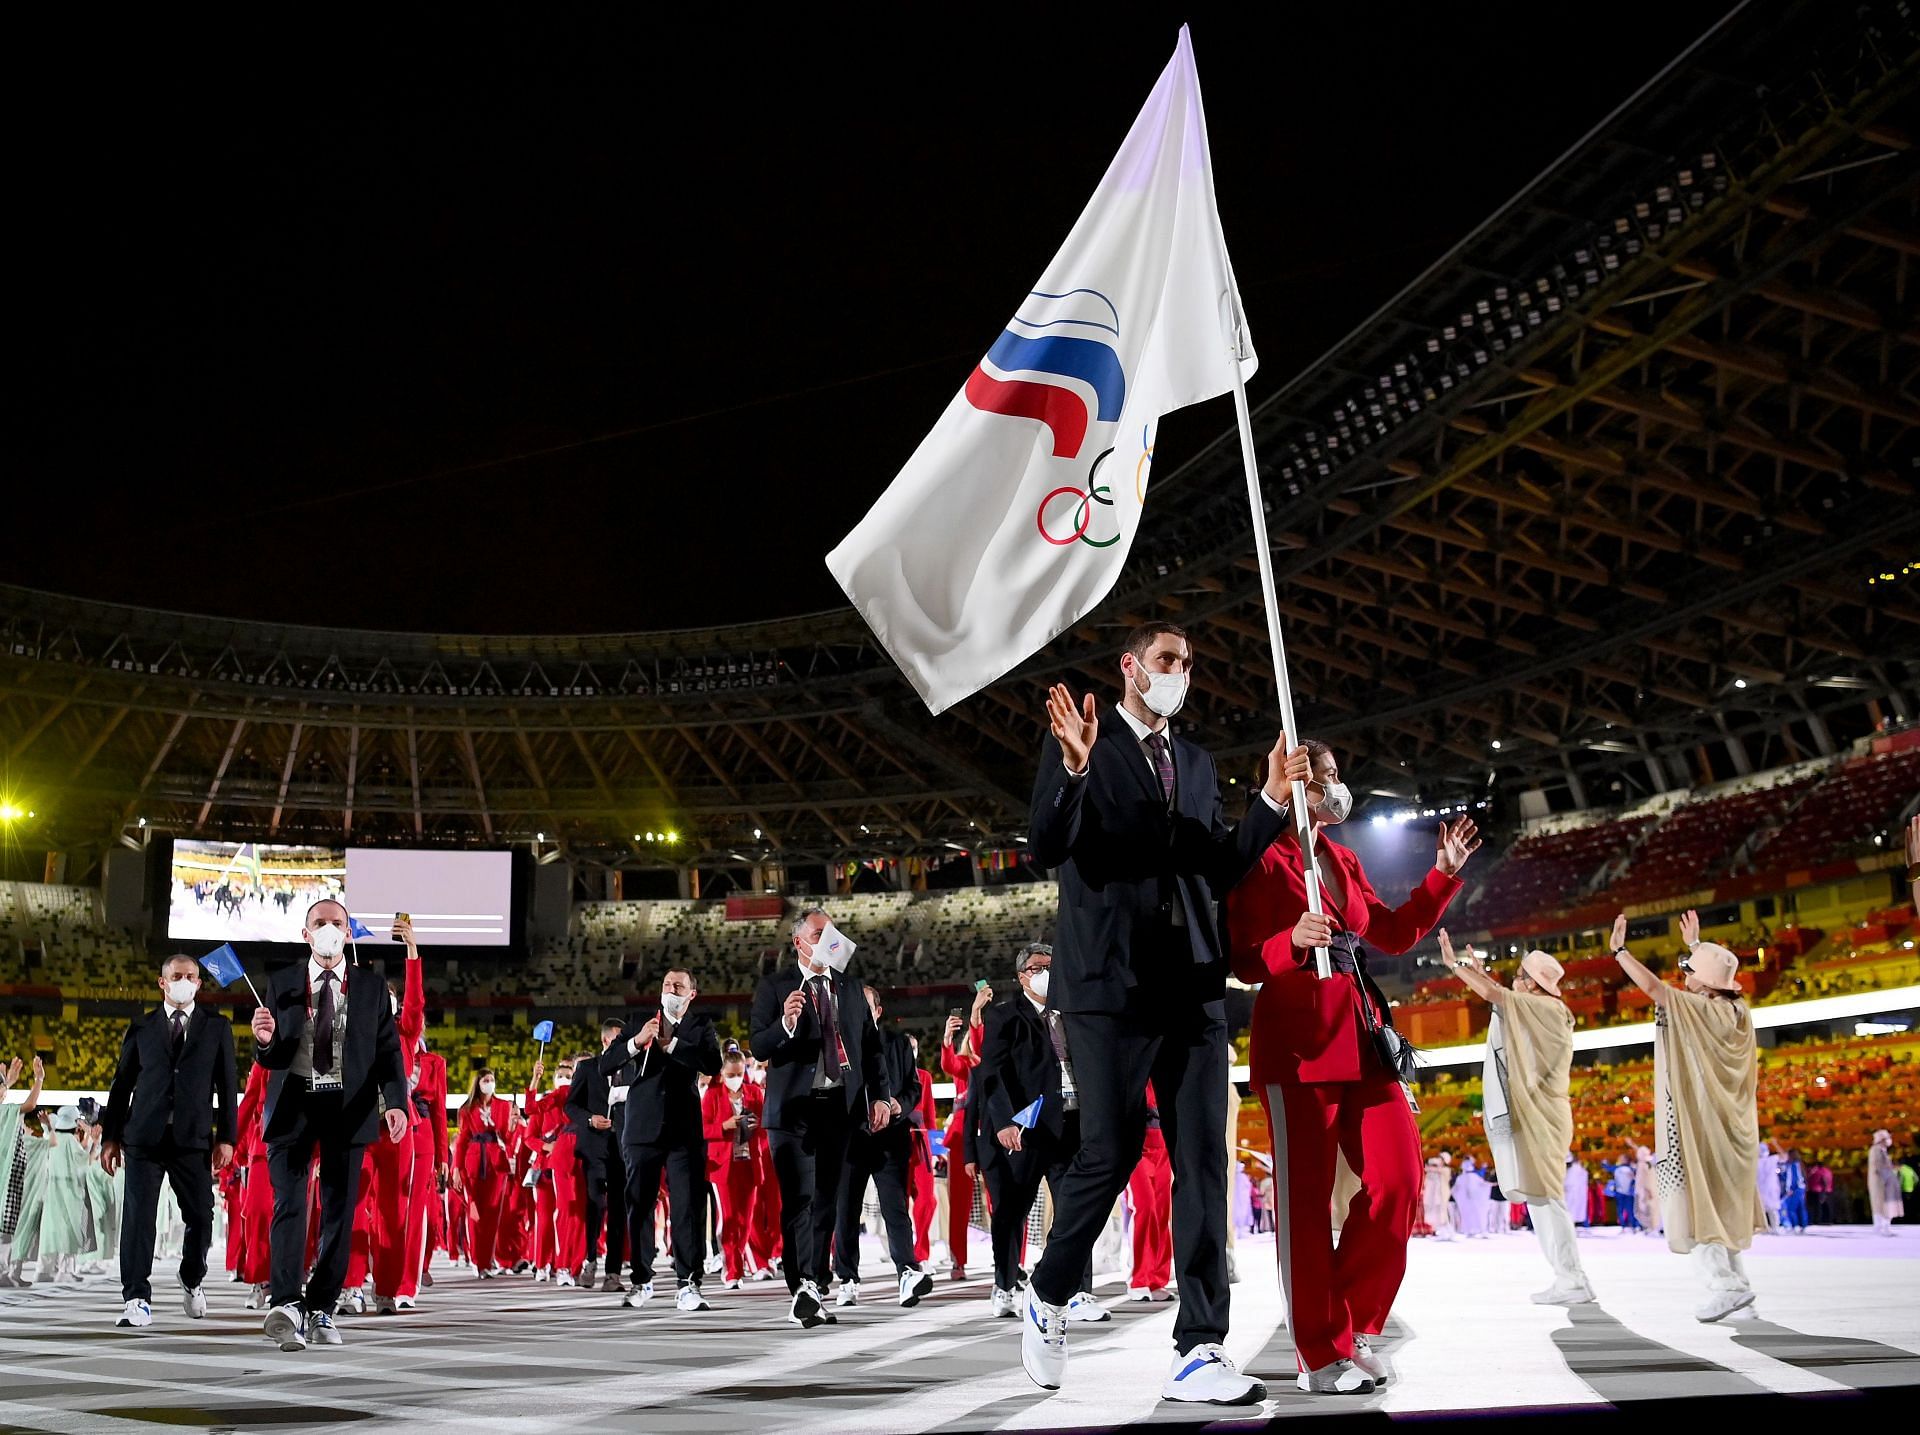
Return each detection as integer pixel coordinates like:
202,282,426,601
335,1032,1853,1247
3,0,1917,879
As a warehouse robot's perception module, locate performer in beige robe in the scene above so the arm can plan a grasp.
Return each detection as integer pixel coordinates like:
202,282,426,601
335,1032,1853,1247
1867,1130,1901,1235
1612,910,1764,1322
1633,1145,1658,1234
1438,932,1591,1302
1421,1154,1454,1240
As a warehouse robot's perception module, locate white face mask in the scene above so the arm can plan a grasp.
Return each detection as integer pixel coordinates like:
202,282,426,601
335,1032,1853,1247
723,1074,743,1091
478,1079,496,1098
749,1066,765,1085
1026,969,1051,1002
1313,780,1353,824
310,925,347,960
661,991,691,1022
1133,666,1189,718
165,978,196,1007
555,1073,572,1088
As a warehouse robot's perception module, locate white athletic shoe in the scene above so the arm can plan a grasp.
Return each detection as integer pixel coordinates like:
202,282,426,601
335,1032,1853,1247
580,1259,596,1284
395,1295,417,1310
703,1251,724,1276
182,1284,206,1319
1128,1286,1155,1302
1067,1291,1110,1323
1020,1286,1069,1390
750,1267,774,1283
336,1288,366,1315
373,1295,397,1315
990,1287,1017,1319
117,1299,152,1329
1350,1335,1395,1386
622,1282,655,1310
676,1281,710,1312
836,1280,860,1307
1695,1289,1757,1323
533,1268,549,1284
1531,1281,1596,1306
789,1282,827,1329
722,1277,743,1291
898,1269,934,1307
1163,1343,1266,1404
264,1303,307,1351
1296,1359,1376,1394
306,1309,342,1346
555,1270,576,1289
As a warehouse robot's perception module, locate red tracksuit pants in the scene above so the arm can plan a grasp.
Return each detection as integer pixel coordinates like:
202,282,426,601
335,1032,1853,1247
397,1117,436,1297
910,1154,937,1265
462,1149,509,1271
345,1148,380,1289
367,1130,412,1297
715,1158,757,1282
551,1136,585,1274
1263,1076,1420,1373
239,1156,274,1284
1129,1129,1173,1291
749,1165,781,1271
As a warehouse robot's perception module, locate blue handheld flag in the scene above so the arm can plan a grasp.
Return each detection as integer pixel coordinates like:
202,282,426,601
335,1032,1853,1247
532,1020,555,1044
349,917,376,939
199,943,263,1007
1012,1097,1044,1130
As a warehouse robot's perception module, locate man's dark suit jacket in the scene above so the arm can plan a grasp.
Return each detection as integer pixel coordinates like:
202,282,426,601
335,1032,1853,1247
103,1004,239,1149
749,962,886,1131
597,1011,722,1148
252,962,408,1147
1029,707,1285,1015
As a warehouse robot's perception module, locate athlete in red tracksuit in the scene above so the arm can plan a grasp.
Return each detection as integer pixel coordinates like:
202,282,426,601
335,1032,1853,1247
526,1061,571,1279
701,1051,766,1285
1225,746,1477,1388
495,1096,536,1271
234,1062,273,1304
907,1045,939,1265
941,989,992,1278
453,1070,513,1274
1128,1082,1173,1296
743,1063,781,1275
396,942,448,1305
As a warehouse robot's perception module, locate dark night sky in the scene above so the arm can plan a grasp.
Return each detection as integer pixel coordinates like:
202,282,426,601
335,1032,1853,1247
11,4,1731,635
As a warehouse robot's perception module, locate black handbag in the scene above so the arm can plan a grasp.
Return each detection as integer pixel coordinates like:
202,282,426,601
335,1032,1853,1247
1346,937,1420,1083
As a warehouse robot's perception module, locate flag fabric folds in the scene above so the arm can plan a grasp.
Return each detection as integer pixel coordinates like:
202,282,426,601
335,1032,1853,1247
826,25,1256,714
1012,1096,1046,1130
532,1020,555,1044
199,943,246,988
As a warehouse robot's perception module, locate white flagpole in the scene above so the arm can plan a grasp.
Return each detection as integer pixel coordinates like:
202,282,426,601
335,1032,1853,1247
1224,315,1333,981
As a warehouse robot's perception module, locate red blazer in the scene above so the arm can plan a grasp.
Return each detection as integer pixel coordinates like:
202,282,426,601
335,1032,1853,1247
701,1079,766,1182
454,1095,512,1175
1226,834,1460,1086
234,1062,269,1164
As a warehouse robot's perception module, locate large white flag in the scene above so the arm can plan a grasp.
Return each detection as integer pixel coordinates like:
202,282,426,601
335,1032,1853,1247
826,25,1256,715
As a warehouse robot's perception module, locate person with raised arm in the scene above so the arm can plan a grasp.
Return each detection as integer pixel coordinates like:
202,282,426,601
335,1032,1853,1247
1612,909,1764,1321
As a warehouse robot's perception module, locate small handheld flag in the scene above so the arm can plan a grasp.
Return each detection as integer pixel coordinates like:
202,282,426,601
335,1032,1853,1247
199,943,264,1008
532,1020,555,1044
1012,1097,1045,1130
349,917,375,939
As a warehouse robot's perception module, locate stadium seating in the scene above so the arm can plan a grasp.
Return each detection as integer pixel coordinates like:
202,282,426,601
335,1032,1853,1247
1603,775,1816,906
1748,746,1920,873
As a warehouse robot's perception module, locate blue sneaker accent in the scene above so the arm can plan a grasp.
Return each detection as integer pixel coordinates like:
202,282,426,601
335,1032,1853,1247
1173,1354,1212,1382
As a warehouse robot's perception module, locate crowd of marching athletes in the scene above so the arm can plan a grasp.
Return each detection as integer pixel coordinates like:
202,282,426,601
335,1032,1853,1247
3,624,1917,1410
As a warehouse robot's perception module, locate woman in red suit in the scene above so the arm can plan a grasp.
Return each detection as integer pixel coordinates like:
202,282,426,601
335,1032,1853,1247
1225,741,1479,1394
702,1049,766,1287
452,1068,512,1276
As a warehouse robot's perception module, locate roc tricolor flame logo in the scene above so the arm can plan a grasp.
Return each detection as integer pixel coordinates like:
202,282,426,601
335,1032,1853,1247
963,289,1126,460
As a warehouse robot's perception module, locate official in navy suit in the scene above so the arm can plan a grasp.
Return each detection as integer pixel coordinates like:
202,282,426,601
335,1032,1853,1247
101,953,239,1326
1020,620,1308,1405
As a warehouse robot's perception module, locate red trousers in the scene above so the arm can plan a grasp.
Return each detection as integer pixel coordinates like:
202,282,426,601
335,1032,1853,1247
497,1172,534,1268
367,1131,412,1297
1263,1077,1420,1372
1128,1130,1173,1291
749,1165,781,1271
345,1148,380,1289
461,1149,509,1271
551,1136,585,1274
715,1158,757,1282
909,1155,937,1265
397,1118,436,1297
947,1169,978,1269
238,1156,274,1284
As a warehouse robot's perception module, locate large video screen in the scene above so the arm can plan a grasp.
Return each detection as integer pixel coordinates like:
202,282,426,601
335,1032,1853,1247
343,849,513,947
166,842,515,947
167,841,346,943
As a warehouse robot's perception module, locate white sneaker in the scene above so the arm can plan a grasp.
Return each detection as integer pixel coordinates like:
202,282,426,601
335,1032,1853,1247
1068,1291,1111,1323
395,1295,417,1310
182,1284,207,1319
117,1299,152,1329
622,1282,655,1310
337,1288,366,1315
1531,1281,1596,1306
264,1303,307,1351
1150,1286,1176,1302
581,1259,597,1284
306,1309,342,1346
751,1266,774,1282
1350,1335,1395,1386
373,1295,397,1315
533,1268,549,1284
990,1287,1016,1319
676,1282,710,1312
703,1251,724,1276
247,1283,270,1310
836,1280,860,1307
1020,1286,1069,1390
722,1277,743,1290
1163,1343,1266,1404
555,1270,576,1289
1296,1359,1376,1394
1695,1289,1757,1323
1128,1286,1155,1302
788,1282,827,1329
898,1269,933,1307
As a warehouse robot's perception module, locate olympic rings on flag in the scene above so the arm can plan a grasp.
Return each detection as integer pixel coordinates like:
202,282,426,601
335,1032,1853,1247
1037,447,1123,548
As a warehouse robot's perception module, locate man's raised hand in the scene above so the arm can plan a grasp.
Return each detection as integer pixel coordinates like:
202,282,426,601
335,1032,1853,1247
1047,684,1098,773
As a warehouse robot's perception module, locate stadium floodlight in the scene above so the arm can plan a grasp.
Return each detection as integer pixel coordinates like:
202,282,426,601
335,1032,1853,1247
1490,739,1502,750
0,802,23,822
752,828,762,840
536,832,545,842
1733,678,1747,689
666,831,678,844
137,817,147,828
